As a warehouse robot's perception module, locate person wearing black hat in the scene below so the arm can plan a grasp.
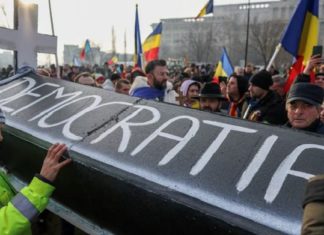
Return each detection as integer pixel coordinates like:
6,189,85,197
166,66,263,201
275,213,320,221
227,74,249,118
244,70,287,125
286,83,324,134
195,82,227,113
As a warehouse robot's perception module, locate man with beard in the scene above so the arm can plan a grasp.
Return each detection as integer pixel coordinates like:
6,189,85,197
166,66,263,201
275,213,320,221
130,60,177,104
194,82,227,113
244,70,287,125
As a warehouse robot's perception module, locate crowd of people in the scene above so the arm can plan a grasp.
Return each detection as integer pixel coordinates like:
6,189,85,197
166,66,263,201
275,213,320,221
0,65,14,79
0,55,324,234
26,56,324,135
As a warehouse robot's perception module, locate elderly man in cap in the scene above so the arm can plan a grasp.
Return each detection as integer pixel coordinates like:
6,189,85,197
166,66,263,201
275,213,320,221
244,70,287,125
195,82,227,113
286,83,324,134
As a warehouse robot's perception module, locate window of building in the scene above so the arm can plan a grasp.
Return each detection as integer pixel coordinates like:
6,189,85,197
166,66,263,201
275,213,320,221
0,49,14,79
0,0,14,29
37,53,55,67
281,7,286,18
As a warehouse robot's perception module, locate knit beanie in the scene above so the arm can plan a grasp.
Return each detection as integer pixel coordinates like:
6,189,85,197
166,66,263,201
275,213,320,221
249,70,273,90
236,75,249,97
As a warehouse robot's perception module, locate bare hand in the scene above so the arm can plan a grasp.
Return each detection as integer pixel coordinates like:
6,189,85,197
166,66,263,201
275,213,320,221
40,143,72,182
303,55,323,75
219,81,227,96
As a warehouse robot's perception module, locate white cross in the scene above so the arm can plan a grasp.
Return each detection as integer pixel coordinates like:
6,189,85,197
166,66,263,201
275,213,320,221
0,2,57,69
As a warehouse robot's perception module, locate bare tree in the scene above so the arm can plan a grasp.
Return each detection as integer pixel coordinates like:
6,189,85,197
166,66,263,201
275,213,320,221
180,22,217,63
249,20,286,66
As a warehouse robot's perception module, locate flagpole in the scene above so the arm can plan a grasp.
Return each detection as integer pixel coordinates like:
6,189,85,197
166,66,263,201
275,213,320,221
48,0,60,78
124,30,127,66
244,0,251,68
266,43,282,71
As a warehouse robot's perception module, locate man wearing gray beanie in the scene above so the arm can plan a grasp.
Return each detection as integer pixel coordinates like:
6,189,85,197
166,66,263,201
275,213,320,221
243,70,287,125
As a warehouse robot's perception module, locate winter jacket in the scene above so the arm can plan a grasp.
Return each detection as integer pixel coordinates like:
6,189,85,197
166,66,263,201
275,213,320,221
244,90,288,125
130,76,178,104
0,171,55,235
302,175,324,235
286,119,324,135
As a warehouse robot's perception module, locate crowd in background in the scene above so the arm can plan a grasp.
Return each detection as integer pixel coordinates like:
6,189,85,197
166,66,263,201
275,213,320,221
8,57,320,134
0,58,324,234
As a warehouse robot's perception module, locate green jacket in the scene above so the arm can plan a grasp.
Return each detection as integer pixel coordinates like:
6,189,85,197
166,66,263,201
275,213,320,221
302,175,324,235
0,171,55,235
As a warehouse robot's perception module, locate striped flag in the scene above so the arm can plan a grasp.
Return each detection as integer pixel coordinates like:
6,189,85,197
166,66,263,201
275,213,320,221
213,48,234,83
134,4,143,69
281,0,319,92
196,0,214,19
80,39,91,61
143,22,162,63
108,56,118,65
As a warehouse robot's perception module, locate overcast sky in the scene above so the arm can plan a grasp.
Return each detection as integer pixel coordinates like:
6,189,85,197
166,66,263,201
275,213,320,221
1,0,278,63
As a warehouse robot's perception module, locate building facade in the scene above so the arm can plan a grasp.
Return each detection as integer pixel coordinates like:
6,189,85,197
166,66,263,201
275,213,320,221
159,0,324,66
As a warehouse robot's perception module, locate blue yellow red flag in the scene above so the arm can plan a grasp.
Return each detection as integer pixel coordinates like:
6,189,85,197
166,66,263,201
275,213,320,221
80,39,91,61
196,0,214,19
134,4,143,69
280,0,319,91
143,22,162,63
213,48,234,83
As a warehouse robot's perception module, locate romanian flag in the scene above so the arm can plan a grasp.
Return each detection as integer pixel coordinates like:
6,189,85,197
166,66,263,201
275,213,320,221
281,0,319,92
134,4,143,69
213,48,234,83
196,0,214,19
108,56,118,65
143,22,162,63
80,39,91,61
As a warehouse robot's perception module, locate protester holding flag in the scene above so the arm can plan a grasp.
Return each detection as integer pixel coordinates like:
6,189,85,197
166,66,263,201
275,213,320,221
295,55,324,89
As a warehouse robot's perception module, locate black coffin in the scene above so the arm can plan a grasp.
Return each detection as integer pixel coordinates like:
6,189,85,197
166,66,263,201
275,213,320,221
1,72,324,235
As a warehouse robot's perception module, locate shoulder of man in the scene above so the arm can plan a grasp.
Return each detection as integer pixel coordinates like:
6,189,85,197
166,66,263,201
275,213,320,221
316,122,324,135
132,87,164,100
